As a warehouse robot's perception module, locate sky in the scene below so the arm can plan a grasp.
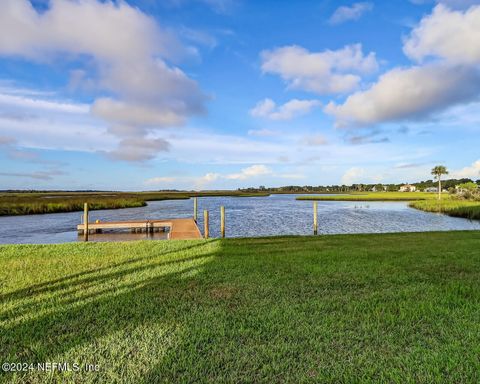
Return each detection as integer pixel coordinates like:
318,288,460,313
0,0,480,191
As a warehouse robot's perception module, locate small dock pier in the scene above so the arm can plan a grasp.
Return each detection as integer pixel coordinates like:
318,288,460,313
77,218,202,240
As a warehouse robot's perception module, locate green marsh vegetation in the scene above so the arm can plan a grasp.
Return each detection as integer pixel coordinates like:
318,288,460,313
0,191,269,216
1,231,480,383
298,190,480,220
409,183,480,220
296,192,437,201
409,199,480,220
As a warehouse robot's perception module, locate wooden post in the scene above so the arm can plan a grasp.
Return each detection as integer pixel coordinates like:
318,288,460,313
204,210,209,239
220,206,225,238
193,197,198,222
313,201,318,235
84,203,89,242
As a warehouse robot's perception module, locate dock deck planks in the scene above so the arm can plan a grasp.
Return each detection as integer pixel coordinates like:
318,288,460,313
77,218,202,240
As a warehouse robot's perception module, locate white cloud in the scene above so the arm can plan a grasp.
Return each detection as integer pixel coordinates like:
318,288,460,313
225,164,272,180
106,137,170,162
325,63,480,127
341,167,366,184
247,128,278,137
451,159,480,179
144,165,270,190
0,92,88,114
329,2,373,25
0,86,113,153
261,44,378,94
0,0,206,162
404,4,480,64
326,4,480,127
144,176,177,185
249,98,321,120
301,135,329,146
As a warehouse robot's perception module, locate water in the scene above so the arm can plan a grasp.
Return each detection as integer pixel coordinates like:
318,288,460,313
0,194,478,244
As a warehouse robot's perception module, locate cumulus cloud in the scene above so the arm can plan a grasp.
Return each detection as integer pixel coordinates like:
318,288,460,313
0,0,206,162
225,164,272,180
404,4,480,64
451,159,480,179
144,165,270,189
341,167,366,184
261,44,378,94
325,63,480,127
105,137,171,163
249,98,321,120
329,2,373,25
326,4,480,127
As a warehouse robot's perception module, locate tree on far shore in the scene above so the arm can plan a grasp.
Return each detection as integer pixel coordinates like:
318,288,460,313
431,165,449,200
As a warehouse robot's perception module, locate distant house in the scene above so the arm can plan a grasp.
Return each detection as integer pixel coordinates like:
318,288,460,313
424,187,438,193
399,184,416,192
371,185,387,192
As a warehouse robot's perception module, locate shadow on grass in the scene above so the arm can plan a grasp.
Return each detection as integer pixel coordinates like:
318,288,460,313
1,233,480,383
2,237,317,382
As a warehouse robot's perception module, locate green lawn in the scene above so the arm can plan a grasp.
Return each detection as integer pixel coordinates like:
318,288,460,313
1,232,480,383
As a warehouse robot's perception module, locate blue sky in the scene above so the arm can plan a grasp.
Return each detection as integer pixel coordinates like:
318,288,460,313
0,0,479,190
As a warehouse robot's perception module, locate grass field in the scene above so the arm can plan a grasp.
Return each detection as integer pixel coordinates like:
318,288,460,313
1,232,480,383
0,191,269,216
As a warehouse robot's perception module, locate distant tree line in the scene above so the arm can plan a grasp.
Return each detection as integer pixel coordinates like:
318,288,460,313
238,178,480,194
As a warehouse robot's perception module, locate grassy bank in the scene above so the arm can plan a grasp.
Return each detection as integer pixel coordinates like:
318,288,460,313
296,192,480,220
296,192,437,201
409,199,480,220
0,191,269,216
0,197,147,216
1,232,480,383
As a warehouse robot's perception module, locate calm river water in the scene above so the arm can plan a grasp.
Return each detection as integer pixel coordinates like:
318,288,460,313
0,194,479,244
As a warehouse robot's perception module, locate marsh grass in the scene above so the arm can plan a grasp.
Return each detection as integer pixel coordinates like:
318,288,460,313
297,192,480,220
0,191,269,216
296,192,437,201
1,232,480,383
409,199,480,220
0,196,147,216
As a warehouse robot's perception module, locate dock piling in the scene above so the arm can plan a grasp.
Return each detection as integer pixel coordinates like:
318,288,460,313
84,203,89,242
220,206,225,238
194,197,198,222
204,210,209,239
313,201,318,235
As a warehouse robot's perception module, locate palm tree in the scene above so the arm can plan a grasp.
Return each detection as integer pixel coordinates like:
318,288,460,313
431,165,449,200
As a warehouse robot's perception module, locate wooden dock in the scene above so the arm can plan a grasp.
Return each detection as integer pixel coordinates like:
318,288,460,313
77,218,202,240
